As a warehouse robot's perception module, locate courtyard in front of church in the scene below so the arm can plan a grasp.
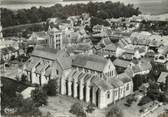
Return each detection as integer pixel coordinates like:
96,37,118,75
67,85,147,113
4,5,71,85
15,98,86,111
39,94,167,117
39,94,141,117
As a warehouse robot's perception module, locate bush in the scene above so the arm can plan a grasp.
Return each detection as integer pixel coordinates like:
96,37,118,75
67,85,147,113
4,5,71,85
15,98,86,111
31,87,48,107
86,103,96,113
69,103,86,117
106,106,123,117
138,96,152,106
15,98,42,117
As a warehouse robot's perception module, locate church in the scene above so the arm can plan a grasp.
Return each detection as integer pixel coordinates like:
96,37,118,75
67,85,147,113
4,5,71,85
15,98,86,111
24,26,133,108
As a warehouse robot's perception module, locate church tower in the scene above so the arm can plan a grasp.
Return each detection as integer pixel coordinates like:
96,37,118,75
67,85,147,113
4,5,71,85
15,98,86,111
48,27,63,50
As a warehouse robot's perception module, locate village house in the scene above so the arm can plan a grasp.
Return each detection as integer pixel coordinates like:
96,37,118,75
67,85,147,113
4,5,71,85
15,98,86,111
29,31,49,45
0,46,19,61
102,43,117,57
66,43,93,56
125,59,152,77
154,45,168,64
157,72,168,85
113,58,131,74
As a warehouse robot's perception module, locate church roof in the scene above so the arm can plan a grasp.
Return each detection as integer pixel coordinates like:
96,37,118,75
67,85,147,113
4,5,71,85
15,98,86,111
72,55,108,72
31,46,72,70
94,79,113,91
109,78,124,88
31,46,58,60
118,73,132,83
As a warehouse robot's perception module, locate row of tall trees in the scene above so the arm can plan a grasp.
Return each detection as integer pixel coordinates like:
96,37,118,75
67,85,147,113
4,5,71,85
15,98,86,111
1,1,141,27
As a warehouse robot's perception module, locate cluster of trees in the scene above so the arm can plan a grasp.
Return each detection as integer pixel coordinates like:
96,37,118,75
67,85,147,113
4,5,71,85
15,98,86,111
1,77,60,116
1,78,42,116
139,20,168,35
70,102,123,117
1,1,141,28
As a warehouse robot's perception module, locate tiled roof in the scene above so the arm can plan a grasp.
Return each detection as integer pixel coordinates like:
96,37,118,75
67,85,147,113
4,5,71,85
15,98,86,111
72,55,108,72
113,59,130,68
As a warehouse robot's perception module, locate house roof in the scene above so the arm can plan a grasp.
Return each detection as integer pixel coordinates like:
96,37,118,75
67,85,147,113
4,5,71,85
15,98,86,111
158,46,168,55
72,55,108,72
157,72,168,83
104,43,117,51
113,59,130,68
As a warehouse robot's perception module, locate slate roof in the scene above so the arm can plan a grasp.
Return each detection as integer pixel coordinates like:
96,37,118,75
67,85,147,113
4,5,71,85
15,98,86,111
113,59,130,68
31,46,72,70
31,46,58,60
72,55,108,72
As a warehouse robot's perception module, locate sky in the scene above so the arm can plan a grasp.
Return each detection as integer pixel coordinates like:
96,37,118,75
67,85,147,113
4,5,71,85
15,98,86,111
1,0,165,4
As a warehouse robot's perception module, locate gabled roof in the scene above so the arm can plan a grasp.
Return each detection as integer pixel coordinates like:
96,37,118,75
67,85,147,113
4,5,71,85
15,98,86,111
31,46,58,60
72,55,108,72
113,59,130,68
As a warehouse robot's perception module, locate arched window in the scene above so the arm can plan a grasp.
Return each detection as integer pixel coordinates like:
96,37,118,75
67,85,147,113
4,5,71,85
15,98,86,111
107,91,110,99
56,70,59,75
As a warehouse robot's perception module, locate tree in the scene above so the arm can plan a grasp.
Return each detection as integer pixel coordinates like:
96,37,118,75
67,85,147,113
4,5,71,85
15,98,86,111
147,82,161,101
16,98,41,117
31,87,48,107
20,74,28,83
138,96,152,106
69,103,86,117
166,75,168,92
43,79,58,96
106,106,123,117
